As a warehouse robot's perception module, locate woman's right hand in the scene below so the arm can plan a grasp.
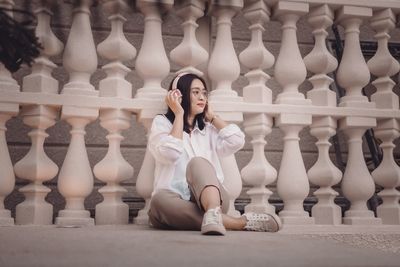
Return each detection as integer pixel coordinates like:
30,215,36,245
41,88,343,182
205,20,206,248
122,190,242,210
166,89,184,116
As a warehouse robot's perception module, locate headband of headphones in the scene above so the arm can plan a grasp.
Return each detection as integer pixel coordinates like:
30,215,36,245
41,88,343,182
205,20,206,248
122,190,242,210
172,72,190,90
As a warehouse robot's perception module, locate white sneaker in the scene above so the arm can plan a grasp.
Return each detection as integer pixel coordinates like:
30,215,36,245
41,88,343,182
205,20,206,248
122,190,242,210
243,212,282,232
201,207,226,235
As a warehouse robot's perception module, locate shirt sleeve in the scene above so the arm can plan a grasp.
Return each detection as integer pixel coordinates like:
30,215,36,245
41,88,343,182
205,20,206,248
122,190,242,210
148,115,184,165
213,123,245,157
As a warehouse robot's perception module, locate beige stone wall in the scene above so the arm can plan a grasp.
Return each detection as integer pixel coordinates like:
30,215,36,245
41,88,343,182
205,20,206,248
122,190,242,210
5,1,400,218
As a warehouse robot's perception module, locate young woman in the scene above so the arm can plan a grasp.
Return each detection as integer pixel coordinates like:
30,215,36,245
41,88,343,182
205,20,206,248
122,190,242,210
147,72,282,235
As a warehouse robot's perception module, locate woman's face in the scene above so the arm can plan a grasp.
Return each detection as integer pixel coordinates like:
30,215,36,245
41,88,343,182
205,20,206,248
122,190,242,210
189,78,207,116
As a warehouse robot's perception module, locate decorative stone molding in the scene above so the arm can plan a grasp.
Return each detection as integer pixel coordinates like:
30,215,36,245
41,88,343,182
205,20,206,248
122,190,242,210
336,6,380,225
273,1,310,105
13,1,62,225
133,0,172,224
272,1,314,225
170,0,208,76
2,0,400,230
134,120,154,224
0,114,16,226
134,0,173,100
208,0,243,122
239,0,277,215
0,0,20,226
336,6,373,108
94,0,135,225
61,0,98,96
368,8,400,225
56,0,99,227
304,4,342,225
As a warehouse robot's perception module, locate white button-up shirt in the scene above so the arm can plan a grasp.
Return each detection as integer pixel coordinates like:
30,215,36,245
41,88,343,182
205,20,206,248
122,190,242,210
148,115,245,200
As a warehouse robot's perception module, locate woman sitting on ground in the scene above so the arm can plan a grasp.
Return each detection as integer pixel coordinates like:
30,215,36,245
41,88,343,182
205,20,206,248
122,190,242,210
148,72,282,235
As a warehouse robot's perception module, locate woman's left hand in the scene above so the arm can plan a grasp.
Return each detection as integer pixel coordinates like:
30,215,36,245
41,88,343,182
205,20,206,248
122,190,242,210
205,104,215,122
205,104,227,129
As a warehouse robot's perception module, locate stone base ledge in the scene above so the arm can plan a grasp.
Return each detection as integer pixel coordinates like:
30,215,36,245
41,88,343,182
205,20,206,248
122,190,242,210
279,224,400,235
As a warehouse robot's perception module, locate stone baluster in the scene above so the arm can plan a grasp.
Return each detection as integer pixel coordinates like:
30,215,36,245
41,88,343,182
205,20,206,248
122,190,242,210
239,0,277,215
208,0,243,116
273,1,314,224
273,1,309,105
55,0,99,226
0,0,19,226
13,0,63,225
206,0,244,218
134,0,172,224
170,0,208,75
218,157,241,217
134,0,172,99
134,121,154,224
303,5,342,225
336,6,380,225
93,0,136,225
0,115,16,226
368,9,400,224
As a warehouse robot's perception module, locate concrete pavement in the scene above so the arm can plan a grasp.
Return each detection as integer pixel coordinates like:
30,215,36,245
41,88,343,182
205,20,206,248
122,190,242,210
0,224,399,267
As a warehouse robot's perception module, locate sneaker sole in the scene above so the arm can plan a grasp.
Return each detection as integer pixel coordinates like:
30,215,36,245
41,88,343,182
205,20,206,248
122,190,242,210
201,225,226,236
269,213,283,232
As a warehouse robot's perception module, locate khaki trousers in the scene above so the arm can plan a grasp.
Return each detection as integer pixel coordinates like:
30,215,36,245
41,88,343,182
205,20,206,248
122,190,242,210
148,157,229,230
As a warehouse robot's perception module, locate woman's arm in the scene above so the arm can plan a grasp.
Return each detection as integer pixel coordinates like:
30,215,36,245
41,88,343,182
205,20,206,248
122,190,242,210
209,114,227,130
214,124,245,157
149,116,184,164
148,89,186,164
206,105,245,157
166,89,184,139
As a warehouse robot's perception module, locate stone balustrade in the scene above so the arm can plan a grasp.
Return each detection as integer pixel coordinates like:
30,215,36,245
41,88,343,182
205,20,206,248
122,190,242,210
1,0,400,229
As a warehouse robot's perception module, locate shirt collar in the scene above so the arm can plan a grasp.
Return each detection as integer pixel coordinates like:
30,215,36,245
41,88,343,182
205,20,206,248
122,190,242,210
191,121,206,135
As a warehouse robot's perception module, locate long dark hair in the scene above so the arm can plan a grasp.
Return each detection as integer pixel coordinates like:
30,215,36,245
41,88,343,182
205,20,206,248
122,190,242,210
165,73,208,133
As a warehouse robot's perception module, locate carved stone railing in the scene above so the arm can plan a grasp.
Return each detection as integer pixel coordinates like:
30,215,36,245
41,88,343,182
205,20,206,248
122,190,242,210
1,0,400,228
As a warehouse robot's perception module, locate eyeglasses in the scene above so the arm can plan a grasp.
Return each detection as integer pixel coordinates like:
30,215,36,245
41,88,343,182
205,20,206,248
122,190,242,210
191,88,208,99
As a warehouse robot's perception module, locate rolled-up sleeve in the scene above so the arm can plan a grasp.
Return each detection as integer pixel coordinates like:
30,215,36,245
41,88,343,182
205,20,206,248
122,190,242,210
149,115,184,164
215,124,245,157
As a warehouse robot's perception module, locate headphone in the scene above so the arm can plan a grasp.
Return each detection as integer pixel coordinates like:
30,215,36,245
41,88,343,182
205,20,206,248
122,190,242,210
171,72,190,90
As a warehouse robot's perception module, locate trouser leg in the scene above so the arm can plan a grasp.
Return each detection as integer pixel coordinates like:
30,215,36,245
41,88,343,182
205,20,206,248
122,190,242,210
148,190,203,230
186,157,230,213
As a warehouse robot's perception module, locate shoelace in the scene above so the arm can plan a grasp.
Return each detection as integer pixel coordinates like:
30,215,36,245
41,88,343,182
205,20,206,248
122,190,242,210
203,207,221,225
